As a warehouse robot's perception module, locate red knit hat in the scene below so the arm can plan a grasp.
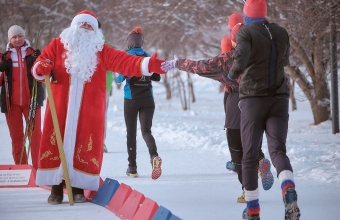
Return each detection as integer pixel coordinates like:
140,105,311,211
228,13,244,30
231,23,245,43
243,0,267,18
71,10,98,29
128,27,142,35
127,26,144,50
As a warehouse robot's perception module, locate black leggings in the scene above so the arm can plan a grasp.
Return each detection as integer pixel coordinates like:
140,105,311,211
124,96,158,167
227,128,264,190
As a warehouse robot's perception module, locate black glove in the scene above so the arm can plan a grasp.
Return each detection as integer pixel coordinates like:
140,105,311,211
34,49,41,58
150,73,161,82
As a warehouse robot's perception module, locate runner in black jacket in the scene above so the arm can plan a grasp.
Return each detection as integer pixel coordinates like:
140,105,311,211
161,23,274,204
116,27,162,180
229,0,300,219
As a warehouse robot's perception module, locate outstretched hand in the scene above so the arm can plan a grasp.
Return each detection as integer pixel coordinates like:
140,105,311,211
148,53,167,74
161,55,178,72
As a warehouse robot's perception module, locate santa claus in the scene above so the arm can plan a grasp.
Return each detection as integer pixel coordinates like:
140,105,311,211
32,9,166,204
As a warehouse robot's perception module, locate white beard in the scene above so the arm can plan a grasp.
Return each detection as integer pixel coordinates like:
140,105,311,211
60,26,104,82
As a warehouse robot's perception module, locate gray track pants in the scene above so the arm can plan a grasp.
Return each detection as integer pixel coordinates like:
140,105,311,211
239,94,293,191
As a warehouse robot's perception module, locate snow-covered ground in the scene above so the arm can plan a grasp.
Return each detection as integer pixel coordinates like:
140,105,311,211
0,75,339,219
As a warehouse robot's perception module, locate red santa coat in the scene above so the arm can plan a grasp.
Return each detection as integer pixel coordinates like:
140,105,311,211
34,38,146,190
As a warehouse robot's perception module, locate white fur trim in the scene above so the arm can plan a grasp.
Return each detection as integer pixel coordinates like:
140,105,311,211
63,75,84,172
141,57,152,76
245,187,259,201
32,61,46,81
36,168,63,187
35,75,100,191
71,14,98,30
8,43,28,69
6,39,30,51
278,170,294,185
36,168,100,190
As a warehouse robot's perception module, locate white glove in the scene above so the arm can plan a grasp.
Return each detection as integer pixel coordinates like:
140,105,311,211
161,55,178,72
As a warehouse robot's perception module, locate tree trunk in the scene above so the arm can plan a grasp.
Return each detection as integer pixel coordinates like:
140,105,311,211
310,98,331,124
286,36,331,125
289,77,297,111
285,63,330,125
311,35,331,124
163,74,172,100
174,72,187,110
187,73,196,104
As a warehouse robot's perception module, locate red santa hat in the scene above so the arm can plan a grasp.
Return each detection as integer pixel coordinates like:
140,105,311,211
243,0,267,18
231,23,245,43
71,10,98,29
228,12,244,30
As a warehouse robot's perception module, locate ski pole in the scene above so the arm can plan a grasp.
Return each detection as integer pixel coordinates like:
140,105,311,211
4,73,12,143
27,80,38,160
20,78,37,164
21,26,43,164
44,71,74,206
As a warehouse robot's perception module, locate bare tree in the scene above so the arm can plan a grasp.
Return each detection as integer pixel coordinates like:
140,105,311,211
0,0,339,121
268,1,340,125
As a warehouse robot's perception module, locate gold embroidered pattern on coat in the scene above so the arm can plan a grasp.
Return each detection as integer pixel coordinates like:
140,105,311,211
76,145,88,164
40,150,52,160
74,168,99,176
50,156,60,161
87,134,93,151
50,130,56,146
91,158,99,167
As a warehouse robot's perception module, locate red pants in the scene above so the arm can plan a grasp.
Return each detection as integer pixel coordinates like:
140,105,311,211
5,104,41,170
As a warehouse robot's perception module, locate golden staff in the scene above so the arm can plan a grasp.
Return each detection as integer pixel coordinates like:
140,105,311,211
44,66,74,205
